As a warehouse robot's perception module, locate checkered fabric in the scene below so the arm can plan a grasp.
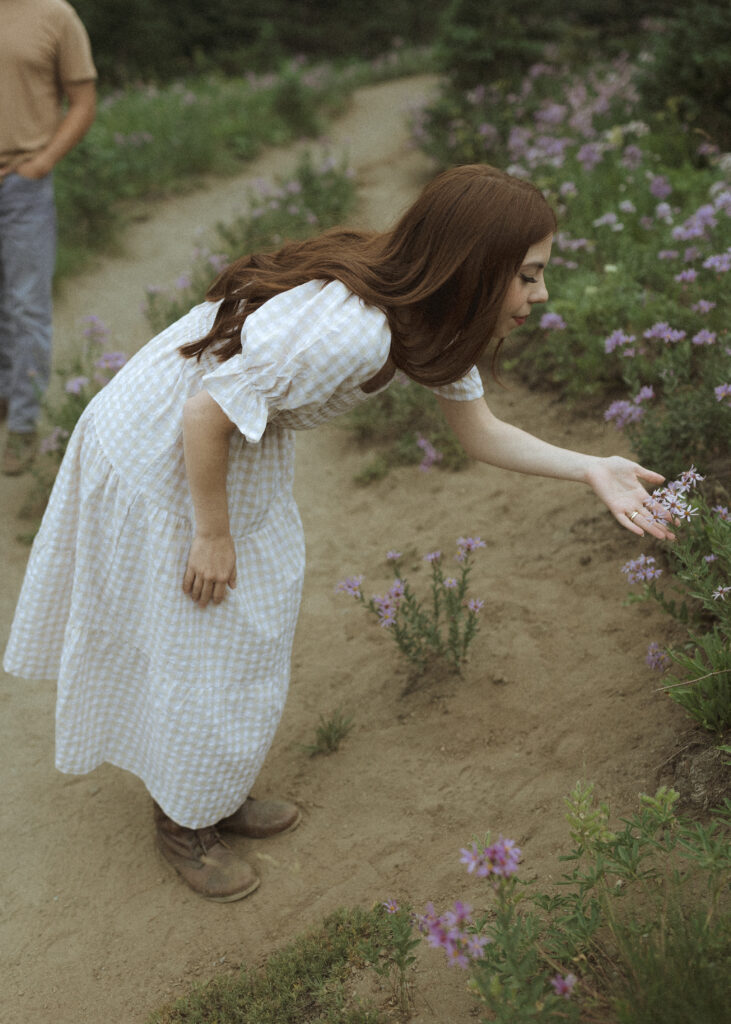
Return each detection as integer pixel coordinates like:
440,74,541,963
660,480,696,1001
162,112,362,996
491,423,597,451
4,280,483,827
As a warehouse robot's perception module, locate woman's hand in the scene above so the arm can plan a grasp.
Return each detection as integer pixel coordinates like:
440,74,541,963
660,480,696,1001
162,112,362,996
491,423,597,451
182,534,237,608
585,456,675,540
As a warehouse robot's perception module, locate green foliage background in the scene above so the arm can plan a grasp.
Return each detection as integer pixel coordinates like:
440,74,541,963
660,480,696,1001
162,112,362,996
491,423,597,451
71,0,444,81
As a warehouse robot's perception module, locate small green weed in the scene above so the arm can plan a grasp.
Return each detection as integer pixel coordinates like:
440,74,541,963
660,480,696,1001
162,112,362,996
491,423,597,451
302,709,355,756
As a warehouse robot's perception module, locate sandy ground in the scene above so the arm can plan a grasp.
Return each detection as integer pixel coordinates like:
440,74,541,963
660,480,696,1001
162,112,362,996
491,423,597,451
0,75,703,1024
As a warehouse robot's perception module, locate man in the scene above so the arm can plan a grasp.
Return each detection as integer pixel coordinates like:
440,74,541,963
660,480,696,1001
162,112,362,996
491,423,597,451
0,0,97,475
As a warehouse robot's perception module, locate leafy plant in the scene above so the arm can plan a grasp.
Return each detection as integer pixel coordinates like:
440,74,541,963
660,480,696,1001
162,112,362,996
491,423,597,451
416,784,731,1023
621,471,731,733
360,901,420,1015
336,537,485,678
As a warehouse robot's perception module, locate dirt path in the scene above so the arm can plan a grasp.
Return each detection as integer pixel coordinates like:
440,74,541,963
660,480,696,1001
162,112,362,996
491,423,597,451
0,75,687,1024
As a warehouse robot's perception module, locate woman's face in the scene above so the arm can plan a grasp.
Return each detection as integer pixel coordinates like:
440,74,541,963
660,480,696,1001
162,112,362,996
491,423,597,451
493,234,553,339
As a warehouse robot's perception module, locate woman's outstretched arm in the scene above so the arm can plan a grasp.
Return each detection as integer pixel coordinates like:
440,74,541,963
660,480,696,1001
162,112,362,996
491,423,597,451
436,395,675,541
182,390,238,607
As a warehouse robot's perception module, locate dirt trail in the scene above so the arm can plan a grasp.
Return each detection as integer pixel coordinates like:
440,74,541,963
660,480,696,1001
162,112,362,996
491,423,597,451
1,75,686,1024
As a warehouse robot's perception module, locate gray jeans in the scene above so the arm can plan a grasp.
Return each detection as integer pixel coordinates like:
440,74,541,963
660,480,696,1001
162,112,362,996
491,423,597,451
0,172,56,433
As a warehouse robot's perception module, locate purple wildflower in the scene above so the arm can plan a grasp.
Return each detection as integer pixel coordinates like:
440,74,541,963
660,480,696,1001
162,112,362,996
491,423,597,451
335,575,364,598
593,211,622,230
643,322,687,344
647,484,698,522
535,102,567,126
604,400,644,428
604,329,635,354
64,375,89,395
674,268,697,284
703,252,731,273
621,555,663,584
551,973,578,999
680,466,704,487
417,899,487,970
621,144,643,169
454,536,483,552
577,142,603,170
649,175,672,199
540,312,567,330
692,329,716,346
372,579,405,627
95,351,128,372
39,425,69,455
460,837,521,881
460,843,486,874
646,642,671,672
416,434,443,471
82,314,110,346
672,204,717,240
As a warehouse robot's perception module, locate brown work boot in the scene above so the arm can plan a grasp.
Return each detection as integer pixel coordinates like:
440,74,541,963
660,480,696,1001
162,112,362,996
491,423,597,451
2,431,37,476
218,796,301,838
154,803,259,902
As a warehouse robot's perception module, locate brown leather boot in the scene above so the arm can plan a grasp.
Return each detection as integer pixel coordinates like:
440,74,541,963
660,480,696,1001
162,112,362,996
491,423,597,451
154,803,259,902
218,796,301,838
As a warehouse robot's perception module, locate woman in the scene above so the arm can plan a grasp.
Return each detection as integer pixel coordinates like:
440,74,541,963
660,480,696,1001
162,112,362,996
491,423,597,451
3,164,673,902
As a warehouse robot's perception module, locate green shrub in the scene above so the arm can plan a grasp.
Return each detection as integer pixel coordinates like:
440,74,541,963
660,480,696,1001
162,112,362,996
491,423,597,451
635,2,731,150
73,0,443,82
418,785,731,1023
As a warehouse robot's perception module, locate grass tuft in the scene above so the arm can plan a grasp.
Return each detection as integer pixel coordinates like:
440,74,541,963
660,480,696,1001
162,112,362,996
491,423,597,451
146,906,390,1024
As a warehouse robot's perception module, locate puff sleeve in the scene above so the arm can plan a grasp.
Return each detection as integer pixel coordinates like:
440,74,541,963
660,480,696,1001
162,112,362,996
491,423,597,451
201,280,391,442
430,365,484,401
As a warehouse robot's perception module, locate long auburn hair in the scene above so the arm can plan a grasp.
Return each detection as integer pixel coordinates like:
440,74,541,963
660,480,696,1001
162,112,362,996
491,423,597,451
180,164,557,387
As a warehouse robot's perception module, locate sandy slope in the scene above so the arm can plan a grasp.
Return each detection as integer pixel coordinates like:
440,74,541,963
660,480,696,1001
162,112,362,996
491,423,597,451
0,75,690,1024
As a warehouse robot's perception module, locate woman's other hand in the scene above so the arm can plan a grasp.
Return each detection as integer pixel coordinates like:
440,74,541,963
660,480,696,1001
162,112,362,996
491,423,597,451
182,534,237,607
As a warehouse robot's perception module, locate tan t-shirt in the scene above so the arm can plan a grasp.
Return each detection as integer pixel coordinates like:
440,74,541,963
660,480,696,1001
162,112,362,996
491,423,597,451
0,0,97,166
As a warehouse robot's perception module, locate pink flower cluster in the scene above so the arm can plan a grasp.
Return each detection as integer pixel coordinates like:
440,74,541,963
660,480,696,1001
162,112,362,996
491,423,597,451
460,836,522,881
416,901,489,969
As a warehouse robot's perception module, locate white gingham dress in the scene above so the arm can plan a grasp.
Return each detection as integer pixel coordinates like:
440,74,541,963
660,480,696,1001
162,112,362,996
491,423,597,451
4,280,483,827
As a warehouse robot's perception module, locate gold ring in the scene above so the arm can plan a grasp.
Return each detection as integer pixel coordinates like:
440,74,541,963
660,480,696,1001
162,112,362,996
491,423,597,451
629,510,640,521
